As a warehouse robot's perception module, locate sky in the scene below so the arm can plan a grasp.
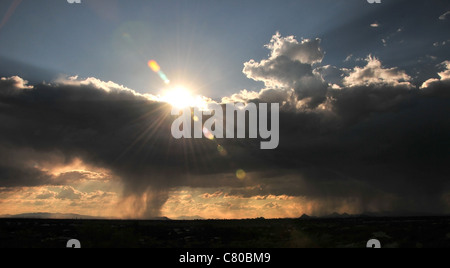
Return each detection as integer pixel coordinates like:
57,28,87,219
0,0,449,219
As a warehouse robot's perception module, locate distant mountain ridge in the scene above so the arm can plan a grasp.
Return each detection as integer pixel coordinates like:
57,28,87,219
0,213,171,220
300,211,447,219
1,212,445,221
0,213,103,220
175,215,205,220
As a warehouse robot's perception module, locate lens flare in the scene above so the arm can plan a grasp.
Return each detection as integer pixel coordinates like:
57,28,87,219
148,60,170,84
0,0,23,31
203,127,215,140
217,145,228,156
148,60,160,72
236,169,247,180
159,73,170,84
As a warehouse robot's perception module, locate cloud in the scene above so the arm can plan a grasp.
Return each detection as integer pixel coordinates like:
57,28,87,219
201,191,224,199
56,186,83,200
35,189,57,200
0,76,33,93
1,33,450,218
439,11,450,20
251,195,294,201
314,65,349,88
0,185,120,216
243,53,316,89
343,55,413,88
420,61,450,90
263,202,281,209
420,61,450,95
433,40,449,47
0,76,175,218
243,33,328,109
230,35,450,216
221,89,260,104
379,28,404,48
264,32,324,65
344,54,353,62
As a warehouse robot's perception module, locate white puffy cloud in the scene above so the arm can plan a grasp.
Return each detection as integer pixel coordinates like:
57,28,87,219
221,87,294,105
243,54,317,89
343,55,413,88
221,89,260,103
0,76,33,97
55,75,158,100
265,32,324,64
236,35,417,111
421,61,450,89
258,88,295,104
242,33,328,109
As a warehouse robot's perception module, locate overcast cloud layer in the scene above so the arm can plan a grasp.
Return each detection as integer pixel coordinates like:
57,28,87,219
1,33,450,218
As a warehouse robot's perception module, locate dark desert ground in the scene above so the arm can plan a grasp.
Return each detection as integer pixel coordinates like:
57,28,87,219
1,216,449,248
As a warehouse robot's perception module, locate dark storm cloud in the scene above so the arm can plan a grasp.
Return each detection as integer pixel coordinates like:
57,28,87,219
0,164,52,188
283,85,449,212
0,76,276,217
1,33,450,216
0,76,183,217
232,34,450,215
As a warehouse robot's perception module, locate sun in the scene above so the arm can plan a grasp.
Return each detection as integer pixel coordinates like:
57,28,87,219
160,86,209,110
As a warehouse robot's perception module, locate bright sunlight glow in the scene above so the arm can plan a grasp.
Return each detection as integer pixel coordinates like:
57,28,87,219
160,86,209,110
